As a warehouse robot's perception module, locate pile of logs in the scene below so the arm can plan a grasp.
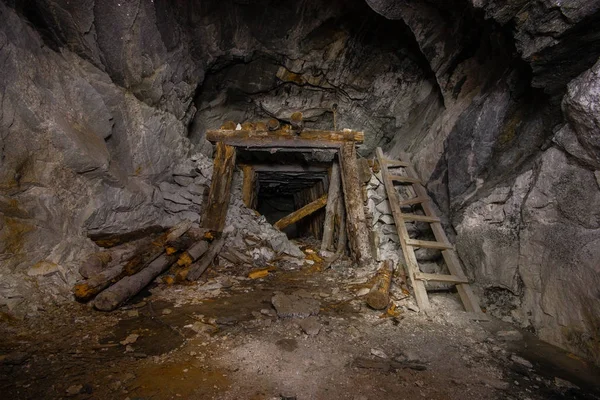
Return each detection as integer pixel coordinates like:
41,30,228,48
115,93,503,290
73,220,224,311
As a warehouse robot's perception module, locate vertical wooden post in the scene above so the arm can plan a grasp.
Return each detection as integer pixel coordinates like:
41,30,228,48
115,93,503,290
339,143,374,266
322,162,341,252
242,165,257,209
202,142,236,232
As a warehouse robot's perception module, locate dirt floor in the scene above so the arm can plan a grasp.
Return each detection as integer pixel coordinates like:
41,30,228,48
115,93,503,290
1,241,599,400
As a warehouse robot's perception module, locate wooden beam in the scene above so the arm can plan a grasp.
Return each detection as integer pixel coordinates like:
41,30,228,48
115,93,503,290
274,194,328,231
239,163,329,173
206,128,363,148
202,142,236,232
322,162,341,252
339,143,374,266
242,165,257,209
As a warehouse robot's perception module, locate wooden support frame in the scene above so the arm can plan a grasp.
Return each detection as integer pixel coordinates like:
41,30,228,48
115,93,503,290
321,162,342,252
339,143,374,266
206,128,364,149
241,165,257,209
202,142,236,232
274,194,328,231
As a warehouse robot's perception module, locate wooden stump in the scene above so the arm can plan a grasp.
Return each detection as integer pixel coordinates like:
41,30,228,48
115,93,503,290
366,260,394,310
242,165,257,209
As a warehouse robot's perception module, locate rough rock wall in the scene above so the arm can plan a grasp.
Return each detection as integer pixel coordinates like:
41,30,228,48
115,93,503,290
367,0,600,363
0,2,202,314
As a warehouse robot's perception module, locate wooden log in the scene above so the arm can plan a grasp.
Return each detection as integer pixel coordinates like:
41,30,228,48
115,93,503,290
322,162,341,251
339,142,374,266
290,112,303,132
335,193,347,254
175,240,210,268
242,165,257,209
220,121,236,130
122,220,193,276
274,194,328,231
186,239,226,281
202,142,236,232
72,220,192,301
205,128,364,149
93,253,178,311
366,260,394,310
79,251,112,279
267,118,280,131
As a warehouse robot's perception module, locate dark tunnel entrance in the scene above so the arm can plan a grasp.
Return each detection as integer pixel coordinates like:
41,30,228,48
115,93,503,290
237,149,332,240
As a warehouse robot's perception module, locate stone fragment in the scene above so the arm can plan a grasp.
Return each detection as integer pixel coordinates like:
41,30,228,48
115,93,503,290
370,348,388,359
66,385,83,396
510,354,533,369
356,288,370,297
299,316,322,335
173,175,194,187
379,215,395,225
120,334,139,346
271,293,320,318
496,330,523,342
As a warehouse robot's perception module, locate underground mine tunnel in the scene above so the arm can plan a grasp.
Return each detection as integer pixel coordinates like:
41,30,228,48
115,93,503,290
1,0,600,399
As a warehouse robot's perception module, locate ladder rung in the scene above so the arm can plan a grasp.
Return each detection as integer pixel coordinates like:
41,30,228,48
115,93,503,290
389,175,421,184
406,239,453,250
384,159,410,167
398,196,428,207
400,214,440,223
415,272,468,284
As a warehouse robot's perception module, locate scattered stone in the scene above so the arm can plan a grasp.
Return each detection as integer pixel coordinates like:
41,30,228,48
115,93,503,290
496,330,523,341
510,354,533,369
554,377,579,390
370,348,388,359
271,293,320,318
120,334,139,346
407,304,420,313
125,345,134,353
66,384,83,396
162,308,172,315
356,288,370,297
299,316,322,335
126,310,139,318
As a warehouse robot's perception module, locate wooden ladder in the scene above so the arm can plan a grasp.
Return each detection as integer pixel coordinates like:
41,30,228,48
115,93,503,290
375,148,485,316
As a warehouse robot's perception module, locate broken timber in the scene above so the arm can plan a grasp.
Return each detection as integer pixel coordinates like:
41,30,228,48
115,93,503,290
274,194,328,230
339,142,374,266
206,128,363,149
202,142,236,232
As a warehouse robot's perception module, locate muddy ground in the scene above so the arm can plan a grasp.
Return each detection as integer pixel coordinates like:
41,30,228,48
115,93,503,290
1,242,599,400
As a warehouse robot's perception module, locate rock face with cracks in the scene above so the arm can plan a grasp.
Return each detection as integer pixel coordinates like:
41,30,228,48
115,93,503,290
0,0,600,365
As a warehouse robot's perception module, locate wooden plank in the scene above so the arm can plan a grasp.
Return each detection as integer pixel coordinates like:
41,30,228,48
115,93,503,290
398,196,429,207
206,128,363,148
414,272,469,284
376,148,430,311
339,143,375,266
400,214,441,223
274,194,328,230
389,175,422,184
202,142,236,232
242,164,329,173
322,162,341,252
398,151,483,314
242,165,257,209
406,238,453,250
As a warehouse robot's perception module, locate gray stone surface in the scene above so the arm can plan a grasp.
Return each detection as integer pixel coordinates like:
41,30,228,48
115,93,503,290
271,293,321,318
